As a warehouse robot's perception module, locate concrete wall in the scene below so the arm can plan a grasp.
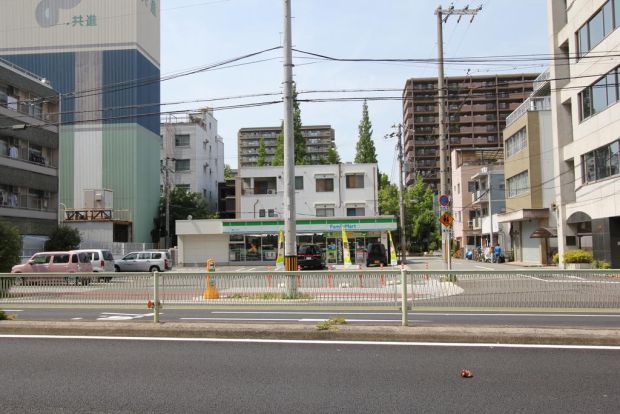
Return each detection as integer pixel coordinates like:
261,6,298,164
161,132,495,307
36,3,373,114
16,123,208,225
179,234,230,266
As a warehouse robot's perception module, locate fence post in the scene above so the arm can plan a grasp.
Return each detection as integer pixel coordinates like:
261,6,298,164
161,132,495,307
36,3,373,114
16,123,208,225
401,265,408,326
153,271,160,323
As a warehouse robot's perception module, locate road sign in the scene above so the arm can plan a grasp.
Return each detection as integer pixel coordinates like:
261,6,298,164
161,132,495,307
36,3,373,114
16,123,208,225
438,211,454,227
439,194,450,207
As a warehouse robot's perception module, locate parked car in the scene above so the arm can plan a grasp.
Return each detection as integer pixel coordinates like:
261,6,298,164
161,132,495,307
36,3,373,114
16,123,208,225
297,244,325,270
114,251,171,272
366,243,388,267
11,251,93,285
75,249,115,282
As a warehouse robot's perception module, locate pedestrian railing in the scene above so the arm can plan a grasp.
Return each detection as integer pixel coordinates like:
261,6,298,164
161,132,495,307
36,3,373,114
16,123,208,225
1,269,620,310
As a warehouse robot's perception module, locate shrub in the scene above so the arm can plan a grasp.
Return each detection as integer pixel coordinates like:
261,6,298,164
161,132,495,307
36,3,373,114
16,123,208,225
0,309,6,320
563,249,593,264
0,221,21,273
45,225,81,251
552,252,560,265
316,317,347,331
593,260,611,269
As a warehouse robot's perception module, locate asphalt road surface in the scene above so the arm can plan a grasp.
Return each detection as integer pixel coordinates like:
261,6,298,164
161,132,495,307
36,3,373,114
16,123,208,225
1,336,618,413
4,307,620,328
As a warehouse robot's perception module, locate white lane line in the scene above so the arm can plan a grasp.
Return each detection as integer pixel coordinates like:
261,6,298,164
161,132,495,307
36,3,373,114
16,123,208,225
475,265,494,270
526,276,620,284
212,311,620,318
234,267,247,272
179,317,422,323
1,335,620,350
71,318,83,320
2,310,23,312
97,313,156,321
245,268,256,271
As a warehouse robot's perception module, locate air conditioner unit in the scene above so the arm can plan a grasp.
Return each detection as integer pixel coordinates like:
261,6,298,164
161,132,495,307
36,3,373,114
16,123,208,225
267,189,275,195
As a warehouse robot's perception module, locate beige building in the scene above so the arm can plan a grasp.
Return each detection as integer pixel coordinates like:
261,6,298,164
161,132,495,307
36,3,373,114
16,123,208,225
238,125,335,168
497,70,556,265
450,148,504,253
548,0,620,267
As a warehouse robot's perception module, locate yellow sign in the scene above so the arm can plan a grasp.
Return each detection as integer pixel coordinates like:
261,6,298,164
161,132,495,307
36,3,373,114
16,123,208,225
438,212,454,227
342,227,352,268
275,229,284,270
387,230,398,267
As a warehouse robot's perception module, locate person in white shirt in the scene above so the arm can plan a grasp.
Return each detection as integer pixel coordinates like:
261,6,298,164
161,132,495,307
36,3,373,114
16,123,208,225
9,145,18,158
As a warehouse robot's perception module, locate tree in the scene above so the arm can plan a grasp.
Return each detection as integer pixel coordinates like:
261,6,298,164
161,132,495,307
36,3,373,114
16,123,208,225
378,174,398,216
257,137,267,166
327,146,341,164
0,221,21,273
45,225,81,251
406,175,440,253
354,100,378,164
271,83,309,166
224,164,234,180
155,187,218,246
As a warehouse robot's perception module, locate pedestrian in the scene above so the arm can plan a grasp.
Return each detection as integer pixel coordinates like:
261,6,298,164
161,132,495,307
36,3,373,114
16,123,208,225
494,244,502,263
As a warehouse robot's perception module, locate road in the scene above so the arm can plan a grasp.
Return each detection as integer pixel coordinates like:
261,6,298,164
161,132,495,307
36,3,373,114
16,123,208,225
5,307,620,328
1,336,618,413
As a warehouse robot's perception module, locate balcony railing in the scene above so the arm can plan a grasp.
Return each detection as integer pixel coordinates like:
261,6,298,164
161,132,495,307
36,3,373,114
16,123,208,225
532,68,551,93
505,96,551,127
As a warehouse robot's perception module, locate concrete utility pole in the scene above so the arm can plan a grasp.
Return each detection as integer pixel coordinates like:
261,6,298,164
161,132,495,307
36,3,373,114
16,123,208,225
283,0,297,283
435,4,481,269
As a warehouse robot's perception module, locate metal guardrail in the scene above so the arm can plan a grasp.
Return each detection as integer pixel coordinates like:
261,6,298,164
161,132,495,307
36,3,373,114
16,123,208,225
1,270,620,310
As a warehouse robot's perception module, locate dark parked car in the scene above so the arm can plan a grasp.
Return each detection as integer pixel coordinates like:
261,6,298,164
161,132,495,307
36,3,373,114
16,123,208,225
297,244,325,270
366,243,388,267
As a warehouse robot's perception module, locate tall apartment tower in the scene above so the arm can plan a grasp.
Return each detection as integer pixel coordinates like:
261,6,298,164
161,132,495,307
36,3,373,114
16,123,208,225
238,125,335,168
0,0,161,243
548,0,620,267
402,74,537,189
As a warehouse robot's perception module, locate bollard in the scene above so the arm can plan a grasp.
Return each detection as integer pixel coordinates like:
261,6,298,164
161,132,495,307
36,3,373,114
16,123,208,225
203,258,220,299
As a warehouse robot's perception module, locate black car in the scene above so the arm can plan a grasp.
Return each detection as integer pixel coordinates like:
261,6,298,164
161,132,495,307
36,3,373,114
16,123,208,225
366,243,388,267
297,244,325,270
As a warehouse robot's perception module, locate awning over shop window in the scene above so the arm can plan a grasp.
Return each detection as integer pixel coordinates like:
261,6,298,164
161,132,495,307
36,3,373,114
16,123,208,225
566,211,591,224
530,227,558,238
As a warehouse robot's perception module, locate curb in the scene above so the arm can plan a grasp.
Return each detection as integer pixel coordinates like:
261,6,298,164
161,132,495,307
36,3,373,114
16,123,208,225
1,321,620,345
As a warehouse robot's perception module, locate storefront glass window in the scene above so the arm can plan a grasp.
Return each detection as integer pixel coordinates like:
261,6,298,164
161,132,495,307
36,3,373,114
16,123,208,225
245,235,262,261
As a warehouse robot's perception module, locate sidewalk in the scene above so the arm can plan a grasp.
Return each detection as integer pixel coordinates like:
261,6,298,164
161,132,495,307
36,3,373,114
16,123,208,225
1,320,619,346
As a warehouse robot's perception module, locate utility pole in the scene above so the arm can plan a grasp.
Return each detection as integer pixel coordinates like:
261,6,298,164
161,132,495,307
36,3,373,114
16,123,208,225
386,124,408,326
283,0,297,290
163,119,175,250
435,4,481,269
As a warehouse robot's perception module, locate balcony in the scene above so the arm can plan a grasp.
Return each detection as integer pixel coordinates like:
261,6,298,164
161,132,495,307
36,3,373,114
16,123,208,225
505,96,552,127
472,217,482,230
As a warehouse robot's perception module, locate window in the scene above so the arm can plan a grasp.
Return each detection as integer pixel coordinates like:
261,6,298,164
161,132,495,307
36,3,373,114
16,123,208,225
316,177,334,192
505,127,528,158
346,174,364,189
295,176,304,190
582,140,620,183
175,159,190,171
175,184,190,192
579,65,620,120
268,209,275,217
346,207,365,217
577,0,620,57
506,171,529,197
316,205,335,217
259,209,266,218
254,177,277,195
175,134,190,147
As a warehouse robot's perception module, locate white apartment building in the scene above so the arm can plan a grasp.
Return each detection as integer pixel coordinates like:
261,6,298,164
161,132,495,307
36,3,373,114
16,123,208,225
548,0,620,267
235,163,380,219
160,110,225,211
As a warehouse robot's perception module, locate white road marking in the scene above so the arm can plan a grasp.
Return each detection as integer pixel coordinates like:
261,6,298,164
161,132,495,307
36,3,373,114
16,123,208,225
1,335,620,350
245,268,256,271
234,267,247,272
212,311,620,318
97,312,156,321
475,265,494,270
2,310,23,312
178,317,423,323
525,275,620,284
71,318,83,320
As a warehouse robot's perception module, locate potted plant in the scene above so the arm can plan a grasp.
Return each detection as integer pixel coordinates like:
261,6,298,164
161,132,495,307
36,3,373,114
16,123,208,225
563,249,593,269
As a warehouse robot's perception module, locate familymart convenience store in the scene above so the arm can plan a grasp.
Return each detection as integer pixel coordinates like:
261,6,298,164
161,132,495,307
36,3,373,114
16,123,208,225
176,216,398,267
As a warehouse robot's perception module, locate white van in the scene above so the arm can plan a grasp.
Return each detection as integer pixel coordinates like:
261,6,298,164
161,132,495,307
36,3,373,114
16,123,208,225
75,249,115,282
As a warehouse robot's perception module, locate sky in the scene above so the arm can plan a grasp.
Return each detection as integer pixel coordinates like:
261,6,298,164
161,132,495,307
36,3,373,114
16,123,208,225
160,0,549,181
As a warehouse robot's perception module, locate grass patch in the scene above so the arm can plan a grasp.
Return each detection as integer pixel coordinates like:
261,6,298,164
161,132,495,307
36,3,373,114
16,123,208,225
316,316,348,331
228,292,314,300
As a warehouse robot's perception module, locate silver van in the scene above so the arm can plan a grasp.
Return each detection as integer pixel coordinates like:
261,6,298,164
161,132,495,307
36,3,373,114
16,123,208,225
76,249,115,281
114,251,171,272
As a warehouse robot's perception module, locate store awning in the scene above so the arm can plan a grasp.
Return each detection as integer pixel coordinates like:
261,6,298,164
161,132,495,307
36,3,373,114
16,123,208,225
566,211,592,224
530,227,557,238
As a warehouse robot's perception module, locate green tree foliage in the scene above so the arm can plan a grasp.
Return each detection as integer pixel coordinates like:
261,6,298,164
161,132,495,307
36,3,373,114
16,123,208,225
155,187,218,246
272,84,309,166
257,137,267,166
0,221,21,273
224,164,234,180
406,175,440,253
45,226,81,251
378,174,398,216
354,100,378,164
327,146,341,164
